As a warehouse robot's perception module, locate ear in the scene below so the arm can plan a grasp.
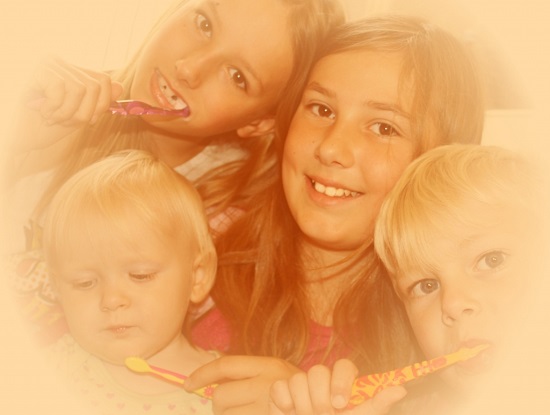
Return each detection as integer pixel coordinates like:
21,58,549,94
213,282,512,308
236,116,276,138
189,253,216,304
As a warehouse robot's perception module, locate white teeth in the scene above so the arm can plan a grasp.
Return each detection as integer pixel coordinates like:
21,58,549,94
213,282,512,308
312,180,358,198
158,74,188,110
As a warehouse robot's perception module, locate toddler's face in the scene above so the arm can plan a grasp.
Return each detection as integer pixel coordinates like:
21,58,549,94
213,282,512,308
52,220,199,365
282,49,415,255
393,200,540,391
131,0,294,138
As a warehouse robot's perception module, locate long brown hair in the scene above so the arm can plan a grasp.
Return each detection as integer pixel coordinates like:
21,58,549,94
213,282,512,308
33,0,346,222
209,15,486,373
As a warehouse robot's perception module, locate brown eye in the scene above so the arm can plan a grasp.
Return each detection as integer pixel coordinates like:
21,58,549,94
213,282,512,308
309,103,335,119
196,13,212,38
370,122,397,137
228,68,247,90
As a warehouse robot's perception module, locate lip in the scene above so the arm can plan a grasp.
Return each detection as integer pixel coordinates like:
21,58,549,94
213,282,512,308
455,340,494,374
105,325,134,336
150,69,190,115
305,175,362,204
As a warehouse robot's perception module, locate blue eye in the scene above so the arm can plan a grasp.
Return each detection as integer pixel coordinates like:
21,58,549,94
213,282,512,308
309,103,335,119
410,279,440,297
476,250,508,270
195,12,212,38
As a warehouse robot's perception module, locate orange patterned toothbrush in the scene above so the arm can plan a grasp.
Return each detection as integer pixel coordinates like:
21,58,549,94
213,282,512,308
124,356,217,399
348,344,489,408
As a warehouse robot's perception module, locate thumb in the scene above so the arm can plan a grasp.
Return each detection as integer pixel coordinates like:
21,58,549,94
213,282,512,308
110,81,124,101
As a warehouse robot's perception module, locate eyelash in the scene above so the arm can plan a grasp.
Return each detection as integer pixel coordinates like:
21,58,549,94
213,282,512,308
409,279,440,298
195,11,212,38
475,250,508,271
129,273,156,282
228,67,247,90
72,280,96,290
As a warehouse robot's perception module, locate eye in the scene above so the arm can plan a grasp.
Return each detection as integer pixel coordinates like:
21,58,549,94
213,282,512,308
72,279,96,290
308,103,335,119
476,250,508,271
228,68,247,90
369,122,399,137
129,273,156,282
410,279,440,297
195,12,212,38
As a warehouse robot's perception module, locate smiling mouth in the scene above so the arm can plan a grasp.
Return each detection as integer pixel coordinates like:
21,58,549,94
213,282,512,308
311,179,360,198
156,71,188,111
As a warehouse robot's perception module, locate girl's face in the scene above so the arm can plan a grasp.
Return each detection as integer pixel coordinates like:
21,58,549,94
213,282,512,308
393,201,538,392
131,0,294,138
52,219,204,365
282,49,415,255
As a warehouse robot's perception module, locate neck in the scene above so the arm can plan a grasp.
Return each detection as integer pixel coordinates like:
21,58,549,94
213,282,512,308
147,130,208,168
300,241,373,326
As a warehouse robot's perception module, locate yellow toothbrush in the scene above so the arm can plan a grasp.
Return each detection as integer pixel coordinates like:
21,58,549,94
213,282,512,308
348,344,489,407
125,356,217,399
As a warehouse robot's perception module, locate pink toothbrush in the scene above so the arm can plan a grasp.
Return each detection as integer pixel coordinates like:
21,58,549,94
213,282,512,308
109,100,189,117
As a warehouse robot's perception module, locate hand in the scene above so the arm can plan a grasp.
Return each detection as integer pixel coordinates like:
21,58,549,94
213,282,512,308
12,57,123,153
184,355,301,415
269,359,407,415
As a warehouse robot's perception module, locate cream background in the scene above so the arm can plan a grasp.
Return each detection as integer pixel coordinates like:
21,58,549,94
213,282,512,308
1,1,549,414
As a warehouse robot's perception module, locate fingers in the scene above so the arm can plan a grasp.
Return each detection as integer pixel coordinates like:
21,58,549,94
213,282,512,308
26,57,121,126
270,379,296,415
269,365,335,415
185,355,297,390
330,359,359,409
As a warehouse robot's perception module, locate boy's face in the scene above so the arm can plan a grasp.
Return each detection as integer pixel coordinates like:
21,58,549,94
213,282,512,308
52,220,201,365
282,49,415,255
393,200,539,391
131,0,294,138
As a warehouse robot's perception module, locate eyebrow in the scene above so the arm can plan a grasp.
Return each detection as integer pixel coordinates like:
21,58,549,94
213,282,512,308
305,82,410,118
367,101,410,119
205,0,263,93
305,82,336,99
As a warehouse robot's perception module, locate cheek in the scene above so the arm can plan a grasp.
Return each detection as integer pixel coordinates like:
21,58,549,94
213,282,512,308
358,148,413,195
407,307,445,357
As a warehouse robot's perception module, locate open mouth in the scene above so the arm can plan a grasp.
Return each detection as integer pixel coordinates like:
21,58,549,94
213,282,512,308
155,70,189,111
311,179,360,198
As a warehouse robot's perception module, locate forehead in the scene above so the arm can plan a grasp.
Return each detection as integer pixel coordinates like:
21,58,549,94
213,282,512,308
310,49,411,110
403,199,536,272
204,0,294,92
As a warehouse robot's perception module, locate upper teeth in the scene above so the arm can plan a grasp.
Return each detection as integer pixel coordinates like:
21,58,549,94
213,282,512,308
158,75,188,110
312,180,358,198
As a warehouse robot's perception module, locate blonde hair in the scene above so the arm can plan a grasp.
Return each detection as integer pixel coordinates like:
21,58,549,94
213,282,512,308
34,0,345,222
42,150,216,283
210,16,486,372
375,144,546,279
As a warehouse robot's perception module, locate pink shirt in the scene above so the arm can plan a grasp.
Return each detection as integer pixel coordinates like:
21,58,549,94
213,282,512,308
191,307,352,371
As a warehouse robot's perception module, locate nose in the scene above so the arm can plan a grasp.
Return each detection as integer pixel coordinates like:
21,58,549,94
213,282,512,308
100,279,130,312
440,284,481,326
314,121,356,168
175,50,216,89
